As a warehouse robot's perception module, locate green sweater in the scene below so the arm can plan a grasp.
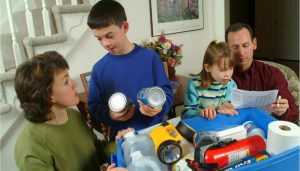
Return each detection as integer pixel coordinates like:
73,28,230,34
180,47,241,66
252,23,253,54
15,108,103,171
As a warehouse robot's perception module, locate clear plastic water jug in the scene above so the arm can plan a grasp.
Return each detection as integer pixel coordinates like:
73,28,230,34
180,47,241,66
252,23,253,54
127,151,165,171
121,131,155,166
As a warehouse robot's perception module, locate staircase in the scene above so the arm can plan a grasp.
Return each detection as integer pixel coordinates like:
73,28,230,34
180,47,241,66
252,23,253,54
0,1,96,170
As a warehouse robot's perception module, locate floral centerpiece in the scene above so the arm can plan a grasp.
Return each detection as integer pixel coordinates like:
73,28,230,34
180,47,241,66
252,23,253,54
142,35,183,76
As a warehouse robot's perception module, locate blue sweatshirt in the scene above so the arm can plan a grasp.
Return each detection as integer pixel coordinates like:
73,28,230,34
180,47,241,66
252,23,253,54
88,45,173,141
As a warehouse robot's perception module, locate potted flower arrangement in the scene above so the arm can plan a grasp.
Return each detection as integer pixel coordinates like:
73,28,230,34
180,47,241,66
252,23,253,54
142,35,183,77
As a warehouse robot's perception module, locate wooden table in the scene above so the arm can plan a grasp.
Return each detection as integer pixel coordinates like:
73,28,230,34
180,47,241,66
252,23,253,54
77,75,189,126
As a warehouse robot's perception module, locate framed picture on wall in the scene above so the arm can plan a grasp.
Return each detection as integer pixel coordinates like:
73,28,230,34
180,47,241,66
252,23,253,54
150,0,204,36
80,72,91,96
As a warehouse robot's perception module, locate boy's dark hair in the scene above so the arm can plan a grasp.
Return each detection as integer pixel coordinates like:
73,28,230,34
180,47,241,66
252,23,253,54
87,0,127,29
200,41,235,88
225,23,255,42
15,51,69,123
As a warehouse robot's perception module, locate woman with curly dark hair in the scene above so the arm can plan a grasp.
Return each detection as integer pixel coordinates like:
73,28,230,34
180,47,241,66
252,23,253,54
14,51,111,171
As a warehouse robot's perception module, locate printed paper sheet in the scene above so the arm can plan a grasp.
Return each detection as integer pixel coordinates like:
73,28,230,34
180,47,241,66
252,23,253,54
231,89,278,109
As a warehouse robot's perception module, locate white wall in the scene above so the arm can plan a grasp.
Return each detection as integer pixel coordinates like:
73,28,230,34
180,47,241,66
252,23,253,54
1,113,25,171
67,0,226,93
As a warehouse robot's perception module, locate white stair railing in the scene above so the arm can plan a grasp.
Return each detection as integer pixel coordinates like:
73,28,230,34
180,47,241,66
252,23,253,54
5,0,22,67
56,0,63,5
24,0,35,37
42,0,52,36
71,0,78,5
1,0,91,74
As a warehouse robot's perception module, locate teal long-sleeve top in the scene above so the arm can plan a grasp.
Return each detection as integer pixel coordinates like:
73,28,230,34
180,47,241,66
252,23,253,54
182,76,237,119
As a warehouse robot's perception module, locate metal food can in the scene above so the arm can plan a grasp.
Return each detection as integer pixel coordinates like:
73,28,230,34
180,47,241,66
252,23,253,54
243,121,266,138
108,92,133,112
137,86,166,108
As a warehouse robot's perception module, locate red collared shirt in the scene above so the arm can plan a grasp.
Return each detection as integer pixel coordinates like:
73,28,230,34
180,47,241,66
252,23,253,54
233,60,299,122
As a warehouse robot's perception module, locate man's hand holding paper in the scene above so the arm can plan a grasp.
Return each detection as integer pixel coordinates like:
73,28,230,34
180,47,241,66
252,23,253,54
268,96,289,116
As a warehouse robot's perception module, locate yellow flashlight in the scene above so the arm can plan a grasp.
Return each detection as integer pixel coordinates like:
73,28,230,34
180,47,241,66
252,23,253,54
149,122,183,164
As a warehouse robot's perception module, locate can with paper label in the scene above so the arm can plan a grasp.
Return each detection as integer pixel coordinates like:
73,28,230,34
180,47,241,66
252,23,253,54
137,86,166,108
243,121,266,139
108,92,133,112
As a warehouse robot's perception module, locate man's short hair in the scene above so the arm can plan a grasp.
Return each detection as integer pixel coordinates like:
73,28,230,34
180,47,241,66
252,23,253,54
225,23,255,42
87,0,127,29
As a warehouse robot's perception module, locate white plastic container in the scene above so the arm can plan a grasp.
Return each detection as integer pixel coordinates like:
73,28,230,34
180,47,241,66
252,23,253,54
121,131,155,166
127,151,165,171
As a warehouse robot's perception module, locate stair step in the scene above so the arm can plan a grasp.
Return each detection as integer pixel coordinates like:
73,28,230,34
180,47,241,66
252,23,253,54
14,8,56,37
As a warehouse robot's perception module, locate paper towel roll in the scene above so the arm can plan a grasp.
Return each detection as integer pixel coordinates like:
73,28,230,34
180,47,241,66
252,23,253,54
266,121,300,156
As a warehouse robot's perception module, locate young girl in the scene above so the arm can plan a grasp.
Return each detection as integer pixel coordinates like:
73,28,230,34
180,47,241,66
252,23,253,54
182,40,238,119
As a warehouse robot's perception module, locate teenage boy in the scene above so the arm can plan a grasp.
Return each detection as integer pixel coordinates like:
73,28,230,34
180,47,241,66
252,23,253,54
87,0,173,141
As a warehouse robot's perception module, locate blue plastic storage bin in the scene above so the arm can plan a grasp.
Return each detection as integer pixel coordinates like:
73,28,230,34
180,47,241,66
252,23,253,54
112,108,300,170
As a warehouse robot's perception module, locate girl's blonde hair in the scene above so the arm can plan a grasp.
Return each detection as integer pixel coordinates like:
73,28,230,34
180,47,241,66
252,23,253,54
198,40,235,88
